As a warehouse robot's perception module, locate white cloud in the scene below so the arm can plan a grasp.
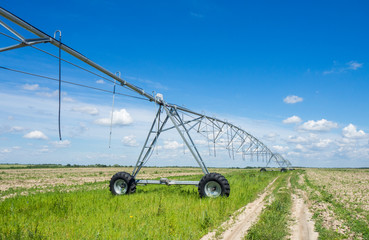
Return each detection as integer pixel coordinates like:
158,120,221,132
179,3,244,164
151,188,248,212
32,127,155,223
272,145,289,152
72,106,99,116
36,90,59,98
10,126,25,132
51,140,71,148
22,84,40,91
346,61,363,70
23,130,48,140
39,146,50,153
1,148,11,153
336,137,356,147
63,97,75,102
194,139,208,145
283,115,302,124
336,136,369,160
286,135,308,143
263,133,279,141
313,139,332,148
122,135,139,147
95,109,133,126
287,151,301,157
295,144,306,152
299,119,338,132
323,60,363,75
283,95,303,104
96,79,105,84
163,140,183,150
342,124,367,139
286,134,332,151
0,126,26,135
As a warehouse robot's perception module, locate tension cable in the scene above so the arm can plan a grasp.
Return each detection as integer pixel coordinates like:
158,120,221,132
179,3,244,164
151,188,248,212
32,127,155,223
54,30,62,141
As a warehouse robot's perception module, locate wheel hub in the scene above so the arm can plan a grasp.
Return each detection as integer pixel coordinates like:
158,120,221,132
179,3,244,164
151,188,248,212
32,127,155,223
114,179,128,195
204,181,222,197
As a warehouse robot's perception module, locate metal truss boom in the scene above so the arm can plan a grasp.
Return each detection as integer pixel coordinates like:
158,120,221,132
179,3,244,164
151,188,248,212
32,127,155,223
0,7,155,102
0,7,292,170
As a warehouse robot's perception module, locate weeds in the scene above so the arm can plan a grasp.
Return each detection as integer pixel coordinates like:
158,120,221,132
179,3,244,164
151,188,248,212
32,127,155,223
305,176,369,239
0,170,279,239
245,172,292,240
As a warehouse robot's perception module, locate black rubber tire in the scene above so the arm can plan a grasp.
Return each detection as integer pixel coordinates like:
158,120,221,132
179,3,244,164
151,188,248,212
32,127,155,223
109,172,136,195
260,168,267,172
280,168,287,172
198,173,230,198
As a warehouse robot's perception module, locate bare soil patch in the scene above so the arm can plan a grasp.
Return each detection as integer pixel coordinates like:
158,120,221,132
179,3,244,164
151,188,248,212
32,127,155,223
306,169,369,211
303,177,355,238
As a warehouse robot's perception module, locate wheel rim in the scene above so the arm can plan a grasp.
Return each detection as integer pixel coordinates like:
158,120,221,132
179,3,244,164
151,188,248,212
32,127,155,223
204,181,222,197
114,179,128,195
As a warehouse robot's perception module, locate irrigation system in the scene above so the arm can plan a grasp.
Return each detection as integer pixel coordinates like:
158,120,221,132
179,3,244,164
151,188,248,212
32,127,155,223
0,7,292,198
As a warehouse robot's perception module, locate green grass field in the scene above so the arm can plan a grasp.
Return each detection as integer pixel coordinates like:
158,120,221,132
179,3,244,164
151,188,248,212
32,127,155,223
0,170,280,239
246,173,292,240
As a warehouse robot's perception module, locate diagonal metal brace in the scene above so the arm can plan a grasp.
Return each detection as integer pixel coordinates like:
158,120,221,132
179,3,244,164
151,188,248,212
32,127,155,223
0,37,50,52
0,18,50,52
163,104,209,174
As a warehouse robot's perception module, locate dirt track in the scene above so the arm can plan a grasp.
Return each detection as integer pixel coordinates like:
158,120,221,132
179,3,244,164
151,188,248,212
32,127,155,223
201,174,319,240
289,174,318,240
290,192,318,240
201,177,279,240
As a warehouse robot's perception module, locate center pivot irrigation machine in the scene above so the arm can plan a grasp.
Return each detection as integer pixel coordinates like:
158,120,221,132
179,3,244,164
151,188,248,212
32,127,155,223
0,7,292,198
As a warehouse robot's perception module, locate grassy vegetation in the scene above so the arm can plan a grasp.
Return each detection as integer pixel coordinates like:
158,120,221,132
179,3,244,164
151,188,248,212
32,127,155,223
245,171,292,240
0,170,280,239
313,218,346,240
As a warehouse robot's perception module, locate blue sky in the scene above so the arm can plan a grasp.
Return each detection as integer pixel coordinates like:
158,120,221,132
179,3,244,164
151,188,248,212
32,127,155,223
0,1,368,168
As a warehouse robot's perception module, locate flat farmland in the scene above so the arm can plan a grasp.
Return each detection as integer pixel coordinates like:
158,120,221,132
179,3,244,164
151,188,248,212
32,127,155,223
0,167,209,199
304,169,369,239
1,167,368,239
306,169,369,211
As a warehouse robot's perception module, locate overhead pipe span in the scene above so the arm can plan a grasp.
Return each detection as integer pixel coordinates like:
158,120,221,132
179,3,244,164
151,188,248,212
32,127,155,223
0,7,291,167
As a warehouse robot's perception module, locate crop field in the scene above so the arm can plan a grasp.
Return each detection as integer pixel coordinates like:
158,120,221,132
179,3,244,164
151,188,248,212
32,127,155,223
0,167,207,199
303,169,369,239
1,166,368,239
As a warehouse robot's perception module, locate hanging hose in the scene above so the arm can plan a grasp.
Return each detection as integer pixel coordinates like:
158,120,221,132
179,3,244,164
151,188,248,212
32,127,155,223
109,72,119,148
54,30,62,140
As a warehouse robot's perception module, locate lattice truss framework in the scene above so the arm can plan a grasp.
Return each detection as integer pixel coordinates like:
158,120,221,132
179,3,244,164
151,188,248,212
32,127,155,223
132,103,291,177
0,7,292,173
